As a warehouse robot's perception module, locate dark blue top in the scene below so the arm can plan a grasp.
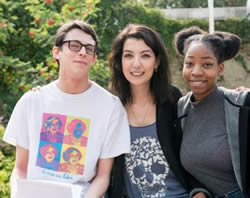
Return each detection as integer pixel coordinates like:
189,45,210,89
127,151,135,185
124,123,189,198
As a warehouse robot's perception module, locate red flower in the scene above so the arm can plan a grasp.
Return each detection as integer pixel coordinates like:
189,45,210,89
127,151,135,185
68,6,74,12
45,0,52,4
35,18,41,24
29,31,35,37
0,23,7,28
18,84,24,89
48,19,55,26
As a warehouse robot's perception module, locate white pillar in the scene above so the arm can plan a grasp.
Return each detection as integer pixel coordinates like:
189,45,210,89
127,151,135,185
208,0,214,33
247,0,250,19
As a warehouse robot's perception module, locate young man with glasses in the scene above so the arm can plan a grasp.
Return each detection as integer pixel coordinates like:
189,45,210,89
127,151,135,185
3,20,130,198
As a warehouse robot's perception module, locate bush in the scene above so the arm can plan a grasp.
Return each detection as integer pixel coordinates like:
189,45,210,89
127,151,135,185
1,1,250,196
0,125,15,198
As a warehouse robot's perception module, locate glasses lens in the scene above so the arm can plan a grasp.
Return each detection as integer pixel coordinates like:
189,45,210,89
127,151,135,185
85,45,95,55
69,41,81,51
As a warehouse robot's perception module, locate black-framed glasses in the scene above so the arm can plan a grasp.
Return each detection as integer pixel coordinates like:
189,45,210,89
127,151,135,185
62,40,96,55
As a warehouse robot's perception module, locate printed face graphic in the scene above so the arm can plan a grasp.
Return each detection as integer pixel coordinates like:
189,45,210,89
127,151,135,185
69,151,80,165
44,147,56,163
49,119,59,134
37,113,88,175
73,122,84,138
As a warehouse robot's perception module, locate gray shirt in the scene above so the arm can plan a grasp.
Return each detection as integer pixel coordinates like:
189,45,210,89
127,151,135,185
180,88,239,196
124,123,189,198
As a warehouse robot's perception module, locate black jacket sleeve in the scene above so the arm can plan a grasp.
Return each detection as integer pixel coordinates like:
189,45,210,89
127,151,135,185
239,93,250,197
157,86,213,198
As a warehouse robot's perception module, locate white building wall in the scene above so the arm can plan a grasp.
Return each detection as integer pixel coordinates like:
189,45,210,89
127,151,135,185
162,7,247,20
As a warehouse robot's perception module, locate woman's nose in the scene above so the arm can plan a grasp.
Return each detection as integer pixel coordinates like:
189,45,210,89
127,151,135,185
191,65,203,76
132,57,141,68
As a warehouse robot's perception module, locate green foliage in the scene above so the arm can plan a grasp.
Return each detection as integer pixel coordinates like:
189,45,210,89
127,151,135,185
215,18,250,44
0,0,102,124
235,54,250,73
1,0,250,125
1,1,250,196
90,60,110,89
0,125,15,198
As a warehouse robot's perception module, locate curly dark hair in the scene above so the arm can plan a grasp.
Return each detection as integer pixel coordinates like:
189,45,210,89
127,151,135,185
174,26,241,64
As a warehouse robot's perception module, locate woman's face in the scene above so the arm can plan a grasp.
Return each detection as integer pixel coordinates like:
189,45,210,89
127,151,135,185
121,38,158,90
182,42,224,101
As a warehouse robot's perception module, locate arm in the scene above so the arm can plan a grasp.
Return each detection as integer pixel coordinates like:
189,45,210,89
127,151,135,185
234,86,250,92
84,158,113,198
10,145,29,198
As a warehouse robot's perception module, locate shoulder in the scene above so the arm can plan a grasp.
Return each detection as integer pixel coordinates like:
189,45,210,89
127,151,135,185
218,87,250,106
91,82,125,114
171,85,182,102
91,81,121,103
178,91,192,107
160,85,182,106
177,91,192,117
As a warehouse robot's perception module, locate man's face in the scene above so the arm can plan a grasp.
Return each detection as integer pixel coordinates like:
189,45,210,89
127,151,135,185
53,28,97,81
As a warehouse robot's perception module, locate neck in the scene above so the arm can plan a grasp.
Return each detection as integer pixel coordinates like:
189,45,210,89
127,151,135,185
130,84,153,105
126,84,156,127
56,77,91,94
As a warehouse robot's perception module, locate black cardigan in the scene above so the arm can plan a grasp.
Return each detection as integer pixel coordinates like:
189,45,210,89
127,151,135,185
107,86,208,198
239,93,250,197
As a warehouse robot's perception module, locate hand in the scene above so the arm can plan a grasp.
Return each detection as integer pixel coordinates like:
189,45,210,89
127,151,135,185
192,192,207,198
29,86,41,92
235,86,250,92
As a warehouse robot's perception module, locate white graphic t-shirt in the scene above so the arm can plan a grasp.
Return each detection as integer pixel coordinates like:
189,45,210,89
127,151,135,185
4,81,130,196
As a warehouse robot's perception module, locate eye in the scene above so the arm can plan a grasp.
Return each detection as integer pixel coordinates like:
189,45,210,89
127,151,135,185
123,53,133,58
85,45,95,54
133,165,144,178
184,62,193,67
70,41,81,50
203,63,213,68
142,53,151,58
151,162,166,175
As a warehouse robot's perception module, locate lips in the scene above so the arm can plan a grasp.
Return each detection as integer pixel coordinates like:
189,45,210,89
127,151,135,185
189,79,207,83
74,60,87,65
189,80,207,87
130,71,144,76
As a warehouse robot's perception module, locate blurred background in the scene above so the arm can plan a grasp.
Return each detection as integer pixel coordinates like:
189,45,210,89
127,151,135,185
0,1,249,196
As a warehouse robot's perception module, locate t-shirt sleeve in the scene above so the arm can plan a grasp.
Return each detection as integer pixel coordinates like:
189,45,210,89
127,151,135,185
3,93,30,149
100,99,130,159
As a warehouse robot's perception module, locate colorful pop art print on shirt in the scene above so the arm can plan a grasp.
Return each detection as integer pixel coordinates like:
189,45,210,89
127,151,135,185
36,113,90,175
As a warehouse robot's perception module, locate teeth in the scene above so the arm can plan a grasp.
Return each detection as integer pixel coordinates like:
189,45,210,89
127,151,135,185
131,72,143,76
190,81,205,85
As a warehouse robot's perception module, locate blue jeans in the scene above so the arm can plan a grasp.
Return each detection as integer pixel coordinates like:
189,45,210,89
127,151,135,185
216,189,243,198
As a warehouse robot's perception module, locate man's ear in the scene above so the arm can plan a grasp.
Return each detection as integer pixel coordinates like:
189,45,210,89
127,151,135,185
92,54,97,65
52,46,60,60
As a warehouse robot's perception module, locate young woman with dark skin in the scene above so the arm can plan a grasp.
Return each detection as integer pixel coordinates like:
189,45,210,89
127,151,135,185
175,26,250,198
